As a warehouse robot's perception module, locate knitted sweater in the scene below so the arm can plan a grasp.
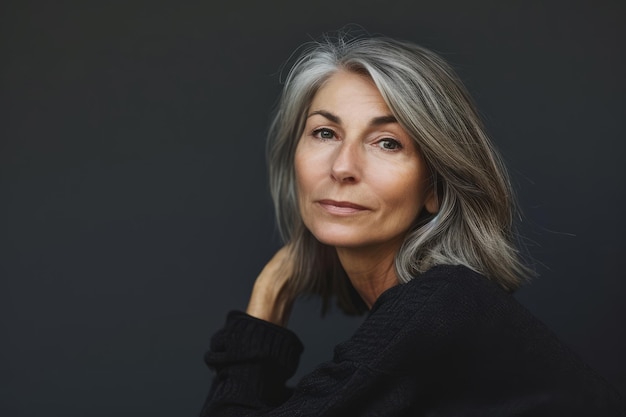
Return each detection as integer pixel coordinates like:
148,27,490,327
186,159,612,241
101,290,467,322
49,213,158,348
200,265,625,416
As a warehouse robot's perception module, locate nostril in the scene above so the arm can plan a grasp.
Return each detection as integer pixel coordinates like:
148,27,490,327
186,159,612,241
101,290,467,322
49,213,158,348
330,145,360,183
330,170,357,183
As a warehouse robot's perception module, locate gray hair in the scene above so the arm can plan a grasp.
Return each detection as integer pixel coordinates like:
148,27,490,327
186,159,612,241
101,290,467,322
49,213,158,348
267,33,532,314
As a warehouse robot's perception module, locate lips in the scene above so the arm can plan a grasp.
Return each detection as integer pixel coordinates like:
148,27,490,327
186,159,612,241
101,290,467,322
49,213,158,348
317,199,369,215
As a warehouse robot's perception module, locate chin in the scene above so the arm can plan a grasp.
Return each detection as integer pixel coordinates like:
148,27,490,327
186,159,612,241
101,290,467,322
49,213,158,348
308,226,386,249
308,227,361,248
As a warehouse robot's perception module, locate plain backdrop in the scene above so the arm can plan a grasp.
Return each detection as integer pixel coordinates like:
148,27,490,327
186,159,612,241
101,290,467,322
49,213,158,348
2,1,625,415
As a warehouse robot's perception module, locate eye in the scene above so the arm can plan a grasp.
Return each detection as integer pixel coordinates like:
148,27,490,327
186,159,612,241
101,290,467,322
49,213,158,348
312,128,336,140
376,138,403,151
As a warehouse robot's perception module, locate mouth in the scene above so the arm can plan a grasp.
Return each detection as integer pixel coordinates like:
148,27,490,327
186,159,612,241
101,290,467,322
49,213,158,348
317,199,369,215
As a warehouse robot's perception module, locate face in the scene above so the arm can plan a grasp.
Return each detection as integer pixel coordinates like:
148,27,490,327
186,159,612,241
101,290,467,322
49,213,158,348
294,71,437,252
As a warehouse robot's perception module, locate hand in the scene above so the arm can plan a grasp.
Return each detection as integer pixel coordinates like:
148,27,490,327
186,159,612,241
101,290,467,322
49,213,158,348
246,245,296,327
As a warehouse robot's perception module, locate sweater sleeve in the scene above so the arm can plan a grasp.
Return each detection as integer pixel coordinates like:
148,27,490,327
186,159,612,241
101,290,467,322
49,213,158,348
199,275,462,417
199,310,420,417
200,311,304,416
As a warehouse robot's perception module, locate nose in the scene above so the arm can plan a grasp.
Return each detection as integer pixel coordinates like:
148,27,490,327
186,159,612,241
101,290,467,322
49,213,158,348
330,141,361,183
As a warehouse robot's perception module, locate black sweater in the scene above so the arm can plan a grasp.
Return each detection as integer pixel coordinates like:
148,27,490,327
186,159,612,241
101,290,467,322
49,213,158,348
201,265,625,416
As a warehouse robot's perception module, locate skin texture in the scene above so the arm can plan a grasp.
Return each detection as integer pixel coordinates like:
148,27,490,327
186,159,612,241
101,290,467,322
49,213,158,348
246,245,295,327
247,71,438,324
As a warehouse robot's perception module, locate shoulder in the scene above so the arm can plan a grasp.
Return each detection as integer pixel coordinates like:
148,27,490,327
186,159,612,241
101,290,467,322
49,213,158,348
331,265,626,413
335,265,514,362
389,263,513,304
371,264,522,329
338,265,563,372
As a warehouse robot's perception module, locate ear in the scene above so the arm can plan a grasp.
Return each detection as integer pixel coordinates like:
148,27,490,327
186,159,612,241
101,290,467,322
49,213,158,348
423,184,440,215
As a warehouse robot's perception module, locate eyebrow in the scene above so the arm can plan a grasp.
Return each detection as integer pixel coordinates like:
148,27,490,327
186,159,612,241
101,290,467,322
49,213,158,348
307,110,397,126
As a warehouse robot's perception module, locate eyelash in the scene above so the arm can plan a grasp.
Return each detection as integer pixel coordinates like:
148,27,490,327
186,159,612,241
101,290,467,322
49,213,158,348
376,138,403,151
311,128,403,152
312,128,336,140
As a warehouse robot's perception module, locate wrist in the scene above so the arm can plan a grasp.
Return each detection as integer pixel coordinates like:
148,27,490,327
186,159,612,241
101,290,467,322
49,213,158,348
246,283,294,327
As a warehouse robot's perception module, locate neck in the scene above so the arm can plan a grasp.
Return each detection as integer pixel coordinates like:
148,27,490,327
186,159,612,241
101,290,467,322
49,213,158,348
336,240,402,308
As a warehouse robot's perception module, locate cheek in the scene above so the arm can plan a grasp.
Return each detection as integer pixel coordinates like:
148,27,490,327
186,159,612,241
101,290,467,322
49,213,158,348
294,152,306,196
294,144,322,195
378,167,428,219
294,149,314,209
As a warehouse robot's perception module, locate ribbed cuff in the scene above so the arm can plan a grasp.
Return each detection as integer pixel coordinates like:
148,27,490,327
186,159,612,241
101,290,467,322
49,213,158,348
205,310,303,374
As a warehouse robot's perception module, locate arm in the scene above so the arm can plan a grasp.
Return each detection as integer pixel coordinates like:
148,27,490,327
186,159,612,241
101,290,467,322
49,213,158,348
200,246,304,416
199,247,416,416
200,311,304,416
200,311,415,417
245,246,296,327
199,248,437,417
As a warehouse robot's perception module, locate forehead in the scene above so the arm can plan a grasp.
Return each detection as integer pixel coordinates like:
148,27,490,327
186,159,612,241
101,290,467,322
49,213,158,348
309,71,391,116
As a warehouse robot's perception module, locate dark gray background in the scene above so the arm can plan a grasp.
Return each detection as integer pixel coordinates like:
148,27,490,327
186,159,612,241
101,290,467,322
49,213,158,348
2,0,625,415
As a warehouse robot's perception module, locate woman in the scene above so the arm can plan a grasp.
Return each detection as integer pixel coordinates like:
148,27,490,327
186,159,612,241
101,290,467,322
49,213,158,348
200,34,624,416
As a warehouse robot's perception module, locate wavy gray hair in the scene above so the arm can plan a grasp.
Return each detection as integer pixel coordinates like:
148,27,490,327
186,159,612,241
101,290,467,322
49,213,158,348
267,33,532,314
